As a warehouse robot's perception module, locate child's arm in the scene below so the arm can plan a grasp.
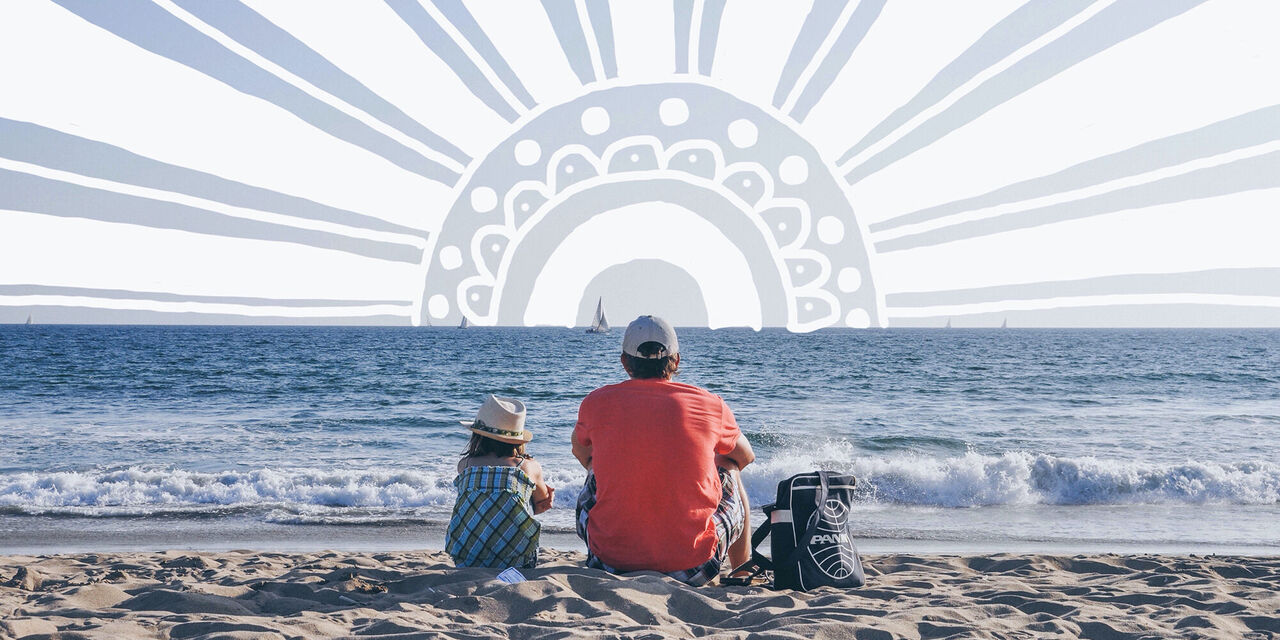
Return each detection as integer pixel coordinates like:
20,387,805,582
521,458,555,514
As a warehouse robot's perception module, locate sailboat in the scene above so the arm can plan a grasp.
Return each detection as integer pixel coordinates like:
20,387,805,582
944,318,952,329
25,314,32,326
586,297,610,334
458,315,470,329
1000,317,1008,329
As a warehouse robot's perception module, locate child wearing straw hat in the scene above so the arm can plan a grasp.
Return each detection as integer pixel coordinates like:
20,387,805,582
446,395,555,568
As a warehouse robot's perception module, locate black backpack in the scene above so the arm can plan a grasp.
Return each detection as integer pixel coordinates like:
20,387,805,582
728,471,865,591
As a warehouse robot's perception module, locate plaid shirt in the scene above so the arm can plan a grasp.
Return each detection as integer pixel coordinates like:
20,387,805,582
446,465,541,568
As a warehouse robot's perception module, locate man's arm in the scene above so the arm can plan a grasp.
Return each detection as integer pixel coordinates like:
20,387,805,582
724,432,754,469
571,429,593,470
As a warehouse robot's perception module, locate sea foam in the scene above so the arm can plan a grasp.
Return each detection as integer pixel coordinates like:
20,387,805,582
1,451,1277,519
749,448,1280,507
0,467,457,516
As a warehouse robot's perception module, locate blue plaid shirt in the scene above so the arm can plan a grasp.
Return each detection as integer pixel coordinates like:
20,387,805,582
446,465,541,568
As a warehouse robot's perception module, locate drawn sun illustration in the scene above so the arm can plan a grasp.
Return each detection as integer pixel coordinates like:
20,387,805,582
2,2,1277,328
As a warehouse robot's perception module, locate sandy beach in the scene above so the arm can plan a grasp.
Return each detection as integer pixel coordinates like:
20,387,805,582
1,550,1276,639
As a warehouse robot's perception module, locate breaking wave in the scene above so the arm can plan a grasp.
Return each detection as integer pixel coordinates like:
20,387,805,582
2,450,1277,520
748,447,1280,507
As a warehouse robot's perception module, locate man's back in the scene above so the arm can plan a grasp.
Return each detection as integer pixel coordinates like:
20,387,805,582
575,378,740,572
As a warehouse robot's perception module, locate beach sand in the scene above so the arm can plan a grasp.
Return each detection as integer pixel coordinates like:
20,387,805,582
2,550,1277,639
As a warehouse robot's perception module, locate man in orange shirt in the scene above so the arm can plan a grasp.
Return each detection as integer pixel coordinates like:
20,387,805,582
572,315,755,586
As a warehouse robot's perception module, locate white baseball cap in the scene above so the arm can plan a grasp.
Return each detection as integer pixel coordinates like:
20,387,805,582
622,315,679,359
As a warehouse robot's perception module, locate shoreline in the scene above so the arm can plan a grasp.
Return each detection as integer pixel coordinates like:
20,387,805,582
4,516,1280,558
3,549,1278,639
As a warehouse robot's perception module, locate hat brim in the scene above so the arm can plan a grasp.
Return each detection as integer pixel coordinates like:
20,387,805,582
460,420,533,444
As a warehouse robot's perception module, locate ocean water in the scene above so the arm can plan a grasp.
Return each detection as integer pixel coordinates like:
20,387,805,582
1,326,1278,554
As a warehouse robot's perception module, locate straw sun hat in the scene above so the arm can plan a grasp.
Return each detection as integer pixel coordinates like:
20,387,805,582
460,395,533,444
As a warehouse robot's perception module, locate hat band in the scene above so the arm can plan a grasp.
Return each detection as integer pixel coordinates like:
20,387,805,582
473,419,523,438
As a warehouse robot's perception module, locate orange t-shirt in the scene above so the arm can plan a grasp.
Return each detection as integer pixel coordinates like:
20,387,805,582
574,378,741,572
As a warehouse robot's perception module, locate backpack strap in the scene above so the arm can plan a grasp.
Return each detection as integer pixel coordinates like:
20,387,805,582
725,503,776,585
787,470,830,566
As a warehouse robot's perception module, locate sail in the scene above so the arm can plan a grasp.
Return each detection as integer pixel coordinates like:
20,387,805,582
587,297,609,333
1001,318,1008,329
458,316,470,329
591,297,609,332
944,318,952,329
25,314,32,325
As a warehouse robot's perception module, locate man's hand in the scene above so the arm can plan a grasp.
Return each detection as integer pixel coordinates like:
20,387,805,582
533,486,555,514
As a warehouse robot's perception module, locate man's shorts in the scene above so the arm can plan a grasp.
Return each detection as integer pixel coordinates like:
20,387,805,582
575,466,746,587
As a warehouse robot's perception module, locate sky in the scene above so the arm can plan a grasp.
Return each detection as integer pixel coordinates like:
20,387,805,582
2,0,1279,328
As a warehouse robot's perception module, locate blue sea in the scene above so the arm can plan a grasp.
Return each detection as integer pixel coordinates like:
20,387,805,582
1,326,1278,554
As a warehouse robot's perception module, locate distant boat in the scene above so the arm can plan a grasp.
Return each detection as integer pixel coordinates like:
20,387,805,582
24,314,32,326
586,297,610,334
1000,317,1008,329
944,318,952,329
458,316,470,329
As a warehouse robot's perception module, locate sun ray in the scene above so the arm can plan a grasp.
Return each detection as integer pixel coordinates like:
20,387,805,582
710,1,812,108
889,303,1280,328
0,284,411,311
540,0,601,85
1,2,452,230
674,0,693,74
872,105,1280,235
385,0,523,122
876,150,1280,253
581,0,618,79
243,1,507,163
431,0,538,110
417,0,531,116
835,0,1095,166
847,0,1280,229
887,294,1280,321
673,0,727,76
694,0,726,76
772,0,849,111
0,118,430,241
841,0,1206,185
0,156,427,253
873,140,1280,250
155,0,467,179
684,0,703,75
0,294,413,320
0,165,424,264
872,188,1280,297
52,0,462,185
800,0,1024,161
463,1,580,107
0,210,422,304
786,0,885,122
837,0,1121,177
172,0,471,169
885,268,1280,310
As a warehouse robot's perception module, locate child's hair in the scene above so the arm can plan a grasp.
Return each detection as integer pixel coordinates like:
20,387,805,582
462,432,528,459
